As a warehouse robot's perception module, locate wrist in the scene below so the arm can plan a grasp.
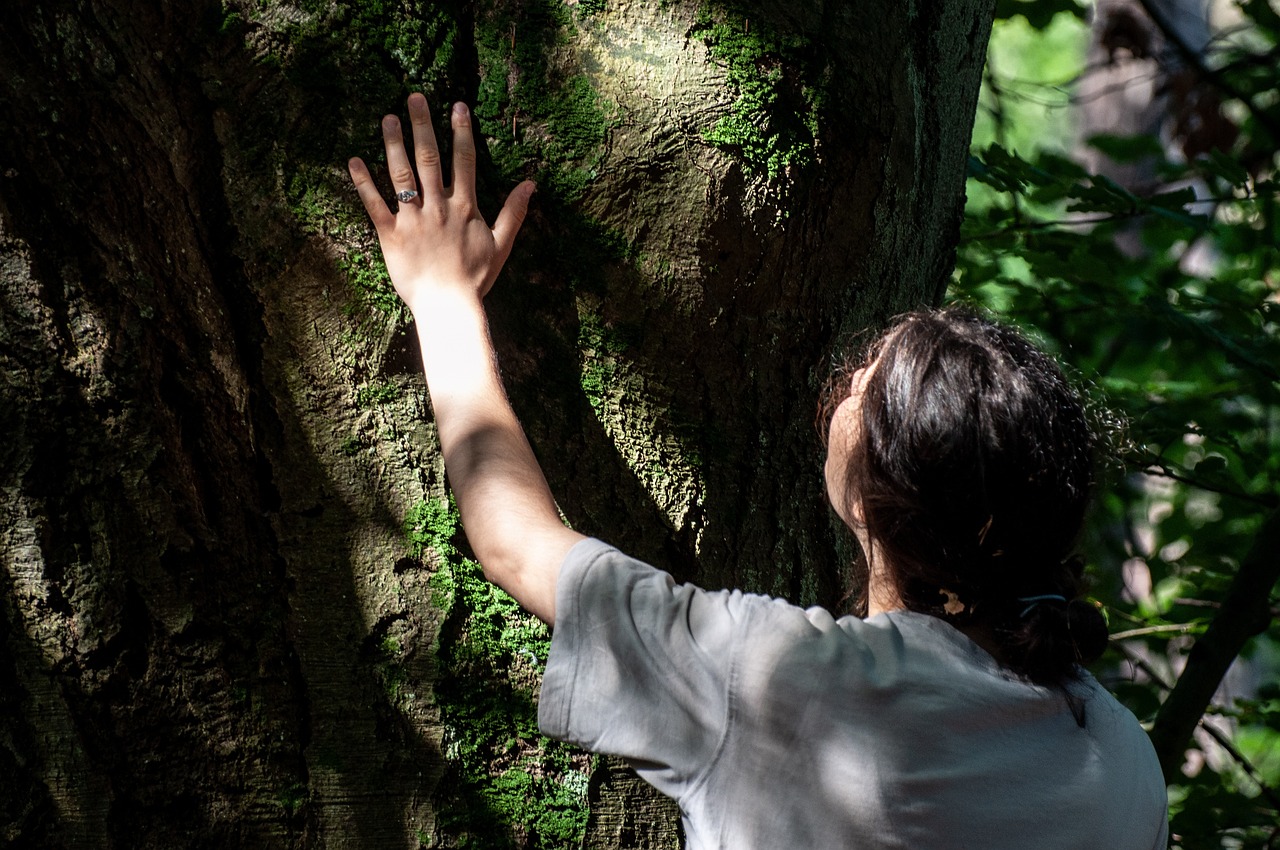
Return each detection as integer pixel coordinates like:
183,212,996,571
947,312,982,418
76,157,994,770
404,284,485,324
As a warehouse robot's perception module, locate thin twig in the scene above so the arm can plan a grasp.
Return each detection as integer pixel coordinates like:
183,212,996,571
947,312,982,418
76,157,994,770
960,188,1267,240
1112,642,1280,809
1138,462,1279,509
1196,719,1280,811
1111,623,1198,641
1172,598,1222,610
1112,640,1174,690
963,215,1131,240
1107,605,1150,627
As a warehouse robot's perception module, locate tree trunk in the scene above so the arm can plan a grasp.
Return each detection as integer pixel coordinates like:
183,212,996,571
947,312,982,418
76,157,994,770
0,0,993,846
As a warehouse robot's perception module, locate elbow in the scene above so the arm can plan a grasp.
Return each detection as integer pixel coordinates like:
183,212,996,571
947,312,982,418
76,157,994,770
472,538,524,588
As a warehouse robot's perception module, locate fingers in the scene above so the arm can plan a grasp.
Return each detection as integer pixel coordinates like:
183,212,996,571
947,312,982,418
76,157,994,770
407,93,443,196
381,115,419,203
492,180,537,264
450,102,478,207
353,99,502,233
347,157,394,231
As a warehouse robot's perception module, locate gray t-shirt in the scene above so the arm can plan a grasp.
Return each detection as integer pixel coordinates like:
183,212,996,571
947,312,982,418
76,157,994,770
539,538,1169,850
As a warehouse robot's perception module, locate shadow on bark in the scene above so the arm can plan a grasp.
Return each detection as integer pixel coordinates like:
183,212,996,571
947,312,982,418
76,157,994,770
0,0,992,845
0,0,444,844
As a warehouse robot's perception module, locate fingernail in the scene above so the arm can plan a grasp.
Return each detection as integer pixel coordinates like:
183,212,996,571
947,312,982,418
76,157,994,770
453,101,467,118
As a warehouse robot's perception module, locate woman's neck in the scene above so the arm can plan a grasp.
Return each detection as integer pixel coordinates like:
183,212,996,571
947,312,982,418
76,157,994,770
858,532,904,617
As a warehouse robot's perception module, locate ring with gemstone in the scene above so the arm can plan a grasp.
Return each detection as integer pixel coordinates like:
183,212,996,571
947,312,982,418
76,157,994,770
396,189,418,202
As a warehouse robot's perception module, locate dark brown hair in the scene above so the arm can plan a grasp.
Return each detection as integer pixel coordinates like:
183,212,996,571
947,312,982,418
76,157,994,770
840,307,1108,687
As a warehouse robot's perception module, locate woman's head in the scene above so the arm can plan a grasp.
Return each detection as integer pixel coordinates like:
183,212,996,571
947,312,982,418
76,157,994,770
826,307,1108,685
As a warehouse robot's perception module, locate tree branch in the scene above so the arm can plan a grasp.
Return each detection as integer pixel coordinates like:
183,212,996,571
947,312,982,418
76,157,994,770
1137,460,1280,509
1110,623,1198,640
1135,0,1280,144
1196,716,1280,812
1112,642,1280,810
1148,507,1280,780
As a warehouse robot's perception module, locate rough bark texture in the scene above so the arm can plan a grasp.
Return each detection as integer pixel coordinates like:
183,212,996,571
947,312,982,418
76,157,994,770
0,0,993,846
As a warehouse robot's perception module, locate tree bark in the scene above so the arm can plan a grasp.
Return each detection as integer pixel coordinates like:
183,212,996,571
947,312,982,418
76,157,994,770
0,0,993,846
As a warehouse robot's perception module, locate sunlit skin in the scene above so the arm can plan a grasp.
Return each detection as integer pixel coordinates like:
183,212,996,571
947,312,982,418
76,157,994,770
350,94,909,626
348,94,583,625
824,364,904,618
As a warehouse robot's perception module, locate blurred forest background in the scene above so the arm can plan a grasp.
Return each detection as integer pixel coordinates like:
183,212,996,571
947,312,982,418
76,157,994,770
959,0,1279,846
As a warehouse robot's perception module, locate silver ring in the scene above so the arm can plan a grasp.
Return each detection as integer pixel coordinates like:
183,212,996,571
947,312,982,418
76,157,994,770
396,189,418,202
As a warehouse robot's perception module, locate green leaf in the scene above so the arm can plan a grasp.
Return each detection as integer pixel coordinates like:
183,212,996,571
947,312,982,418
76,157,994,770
1147,186,1197,209
994,0,1088,28
1065,178,1138,214
1086,132,1166,163
1240,0,1280,33
1152,298,1280,383
1203,149,1252,188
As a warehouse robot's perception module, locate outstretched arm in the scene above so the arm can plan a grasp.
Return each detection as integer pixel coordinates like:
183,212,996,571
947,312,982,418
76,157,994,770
348,94,584,623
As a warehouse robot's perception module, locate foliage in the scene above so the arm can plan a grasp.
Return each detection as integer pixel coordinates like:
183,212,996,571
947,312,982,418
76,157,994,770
577,309,636,413
406,498,591,849
952,3,1280,847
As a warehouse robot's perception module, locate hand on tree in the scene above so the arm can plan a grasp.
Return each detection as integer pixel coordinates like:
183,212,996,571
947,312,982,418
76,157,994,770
346,93,580,624
347,93,536,315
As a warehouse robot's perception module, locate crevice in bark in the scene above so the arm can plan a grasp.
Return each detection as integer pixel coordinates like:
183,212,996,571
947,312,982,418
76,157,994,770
2,0,996,844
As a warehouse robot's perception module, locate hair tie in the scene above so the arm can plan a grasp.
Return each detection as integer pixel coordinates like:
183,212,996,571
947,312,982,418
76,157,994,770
1017,594,1067,618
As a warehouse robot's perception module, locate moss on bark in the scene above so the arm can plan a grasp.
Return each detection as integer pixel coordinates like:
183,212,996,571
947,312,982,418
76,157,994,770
408,498,592,848
0,0,994,845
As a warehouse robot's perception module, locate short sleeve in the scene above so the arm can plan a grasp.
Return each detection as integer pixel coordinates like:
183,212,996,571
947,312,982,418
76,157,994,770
537,538,750,799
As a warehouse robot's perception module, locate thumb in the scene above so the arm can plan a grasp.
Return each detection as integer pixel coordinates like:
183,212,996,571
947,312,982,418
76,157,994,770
492,180,537,263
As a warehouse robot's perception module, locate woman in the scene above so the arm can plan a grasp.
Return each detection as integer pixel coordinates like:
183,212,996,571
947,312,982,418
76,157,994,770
348,95,1169,849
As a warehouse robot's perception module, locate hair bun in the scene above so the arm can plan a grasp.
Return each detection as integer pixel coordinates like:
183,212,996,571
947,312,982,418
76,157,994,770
1003,597,1109,685
1067,599,1109,665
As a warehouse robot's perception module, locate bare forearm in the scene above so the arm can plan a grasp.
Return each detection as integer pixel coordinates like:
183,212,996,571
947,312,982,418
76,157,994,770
349,95,578,623
412,290,579,622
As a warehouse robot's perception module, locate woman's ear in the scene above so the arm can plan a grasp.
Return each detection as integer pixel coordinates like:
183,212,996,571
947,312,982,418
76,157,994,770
824,363,873,529
823,397,859,527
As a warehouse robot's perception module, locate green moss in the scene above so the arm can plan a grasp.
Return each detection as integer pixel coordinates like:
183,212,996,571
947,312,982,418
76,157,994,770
276,782,308,817
219,10,244,35
407,498,591,848
242,0,626,324
379,660,409,702
281,162,414,322
355,380,401,407
286,163,367,236
266,0,460,101
472,0,617,202
691,4,827,181
576,308,641,413
340,250,408,321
